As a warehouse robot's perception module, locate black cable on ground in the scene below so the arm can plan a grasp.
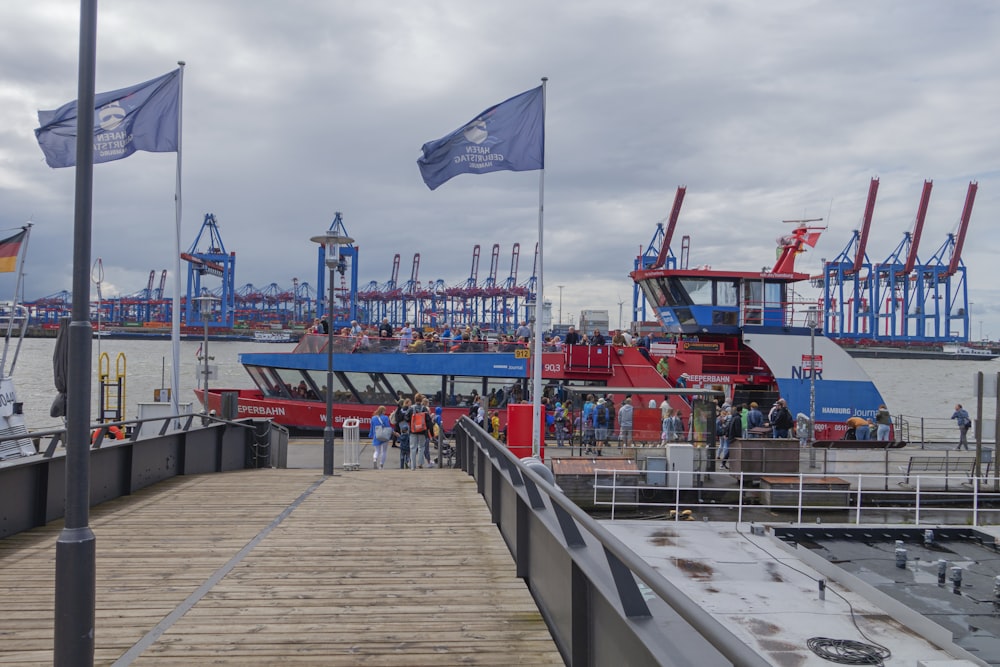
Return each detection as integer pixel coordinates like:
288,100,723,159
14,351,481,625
806,637,891,666
734,523,892,666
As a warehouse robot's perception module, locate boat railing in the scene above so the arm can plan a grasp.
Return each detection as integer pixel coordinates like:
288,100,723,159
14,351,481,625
293,332,537,354
594,466,1000,526
741,297,823,330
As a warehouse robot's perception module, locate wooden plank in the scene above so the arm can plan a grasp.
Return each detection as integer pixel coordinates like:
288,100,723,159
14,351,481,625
0,469,562,665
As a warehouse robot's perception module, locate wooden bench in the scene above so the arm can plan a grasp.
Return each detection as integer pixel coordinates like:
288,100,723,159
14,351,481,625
899,453,992,490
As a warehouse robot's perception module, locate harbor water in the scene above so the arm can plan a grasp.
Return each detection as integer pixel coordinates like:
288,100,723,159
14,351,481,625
6,336,1000,434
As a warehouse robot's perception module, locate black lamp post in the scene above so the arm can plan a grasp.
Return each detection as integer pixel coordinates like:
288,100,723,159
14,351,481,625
311,231,353,476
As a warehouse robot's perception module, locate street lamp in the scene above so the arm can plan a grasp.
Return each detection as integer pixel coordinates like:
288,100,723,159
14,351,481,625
806,307,818,448
311,230,354,476
194,293,219,419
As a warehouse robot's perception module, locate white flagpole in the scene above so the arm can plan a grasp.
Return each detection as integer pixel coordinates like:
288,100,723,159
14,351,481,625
170,62,185,419
531,77,547,459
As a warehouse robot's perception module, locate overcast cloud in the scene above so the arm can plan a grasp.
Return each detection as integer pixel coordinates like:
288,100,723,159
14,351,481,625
1,1,998,337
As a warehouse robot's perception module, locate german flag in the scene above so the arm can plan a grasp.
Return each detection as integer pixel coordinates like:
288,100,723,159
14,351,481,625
0,230,26,273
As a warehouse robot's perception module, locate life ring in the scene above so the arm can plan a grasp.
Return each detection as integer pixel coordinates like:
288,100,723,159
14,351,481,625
91,425,125,443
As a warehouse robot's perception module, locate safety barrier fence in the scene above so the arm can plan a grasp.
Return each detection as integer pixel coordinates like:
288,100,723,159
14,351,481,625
452,416,771,667
0,416,287,540
897,414,998,447
593,468,1000,526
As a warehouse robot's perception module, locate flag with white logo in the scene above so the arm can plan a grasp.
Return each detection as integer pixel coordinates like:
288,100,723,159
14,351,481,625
417,86,544,190
35,69,181,168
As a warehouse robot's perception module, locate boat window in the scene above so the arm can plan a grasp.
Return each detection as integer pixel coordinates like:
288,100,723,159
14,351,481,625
484,378,522,407
745,281,762,307
378,372,419,402
405,374,443,404
246,366,280,396
339,372,377,404
354,374,396,404
270,368,318,399
679,278,712,305
639,279,667,308
716,281,738,307
712,310,738,325
764,282,783,307
447,376,490,407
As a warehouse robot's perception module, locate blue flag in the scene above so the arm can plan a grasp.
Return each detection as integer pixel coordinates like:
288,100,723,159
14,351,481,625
35,69,181,168
418,86,544,190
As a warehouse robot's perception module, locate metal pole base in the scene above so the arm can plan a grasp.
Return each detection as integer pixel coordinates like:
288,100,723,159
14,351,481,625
323,426,338,476
54,526,96,666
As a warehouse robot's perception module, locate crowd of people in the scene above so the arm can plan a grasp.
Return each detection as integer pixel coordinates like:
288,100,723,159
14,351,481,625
366,393,447,470
307,318,668,356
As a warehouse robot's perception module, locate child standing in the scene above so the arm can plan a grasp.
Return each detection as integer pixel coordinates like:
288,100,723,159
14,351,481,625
398,421,411,469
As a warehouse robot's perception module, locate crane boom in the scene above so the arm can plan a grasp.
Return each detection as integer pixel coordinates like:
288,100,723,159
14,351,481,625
505,243,521,288
486,244,500,287
901,180,932,276
467,245,481,287
390,254,400,288
849,177,879,275
946,181,977,277
652,186,686,269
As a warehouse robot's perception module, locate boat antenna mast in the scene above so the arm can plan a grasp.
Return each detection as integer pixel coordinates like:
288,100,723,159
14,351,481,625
772,218,826,274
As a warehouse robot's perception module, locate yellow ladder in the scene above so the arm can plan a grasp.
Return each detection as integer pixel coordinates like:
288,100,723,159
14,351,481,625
98,352,127,423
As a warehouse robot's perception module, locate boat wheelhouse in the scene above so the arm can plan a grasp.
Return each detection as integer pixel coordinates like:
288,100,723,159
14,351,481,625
631,225,888,439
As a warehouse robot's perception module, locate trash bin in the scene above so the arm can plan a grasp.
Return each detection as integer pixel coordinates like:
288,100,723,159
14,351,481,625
342,418,361,471
507,403,545,461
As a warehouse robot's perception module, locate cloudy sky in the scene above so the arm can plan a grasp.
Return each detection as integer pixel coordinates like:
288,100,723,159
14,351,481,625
1,1,998,339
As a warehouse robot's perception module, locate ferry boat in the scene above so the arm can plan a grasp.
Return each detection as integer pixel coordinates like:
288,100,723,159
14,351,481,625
630,223,887,439
838,341,999,360
197,335,674,434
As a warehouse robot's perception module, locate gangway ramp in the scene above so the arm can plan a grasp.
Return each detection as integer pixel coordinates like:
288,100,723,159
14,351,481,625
0,469,561,666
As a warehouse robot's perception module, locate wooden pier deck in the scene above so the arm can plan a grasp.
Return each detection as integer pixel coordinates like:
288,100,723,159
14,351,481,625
0,468,562,666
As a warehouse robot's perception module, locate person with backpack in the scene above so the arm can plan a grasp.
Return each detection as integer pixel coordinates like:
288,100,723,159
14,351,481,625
408,394,431,468
720,405,743,469
951,403,972,450
368,406,392,469
604,394,616,442
419,397,435,466
581,394,596,453
771,399,794,438
617,398,634,448
554,402,567,447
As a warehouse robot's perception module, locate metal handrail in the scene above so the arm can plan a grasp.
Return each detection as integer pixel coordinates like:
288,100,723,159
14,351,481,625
454,417,771,667
0,412,258,461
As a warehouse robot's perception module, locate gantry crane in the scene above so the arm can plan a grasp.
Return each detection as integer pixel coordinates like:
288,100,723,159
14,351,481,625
182,213,236,328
